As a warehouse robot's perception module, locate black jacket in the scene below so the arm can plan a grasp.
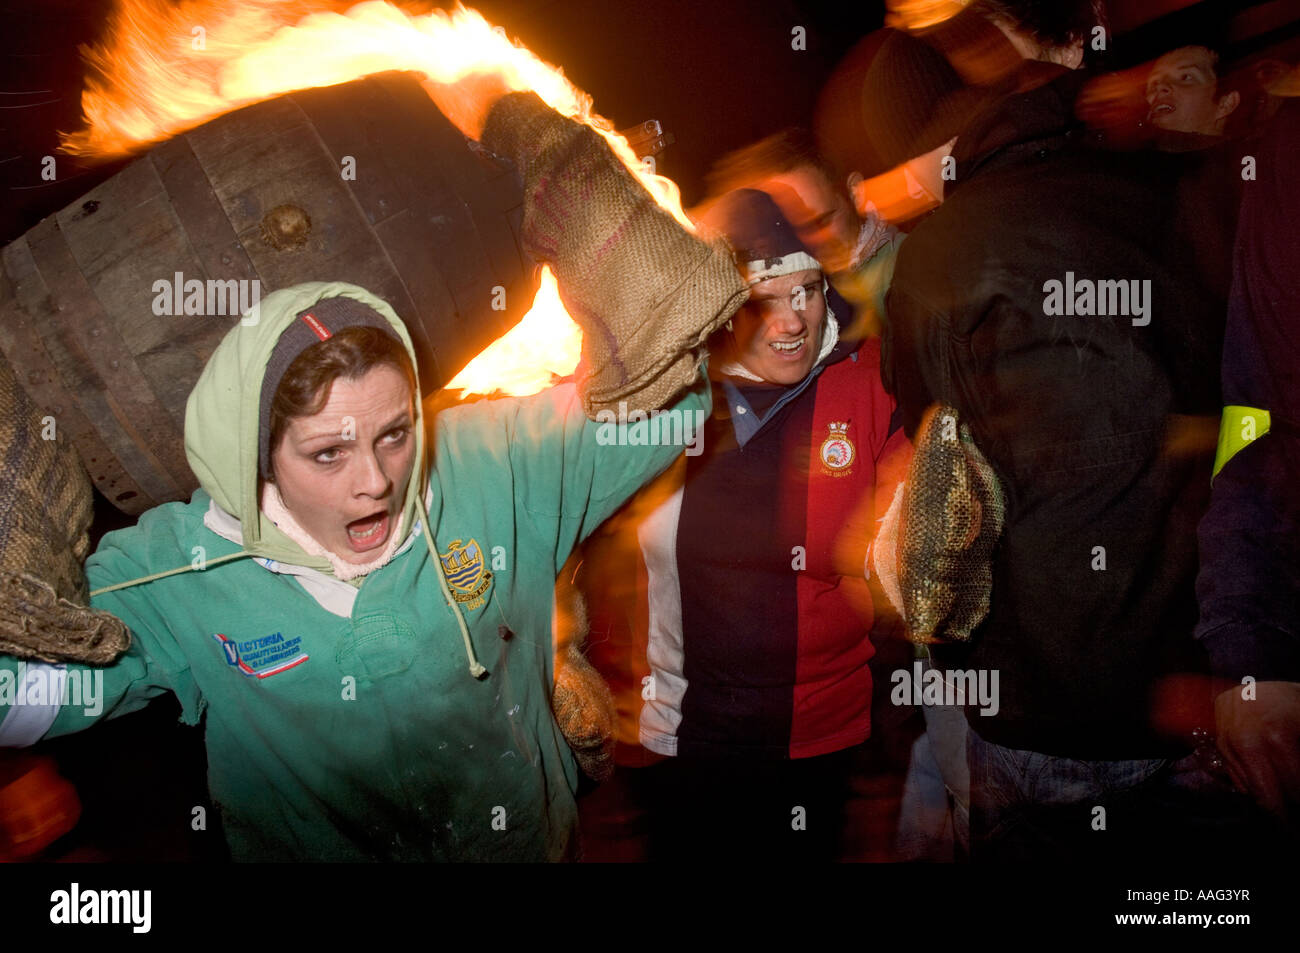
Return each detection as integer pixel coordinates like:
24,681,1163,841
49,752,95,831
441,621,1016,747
1195,101,1300,686
883,69,1224,758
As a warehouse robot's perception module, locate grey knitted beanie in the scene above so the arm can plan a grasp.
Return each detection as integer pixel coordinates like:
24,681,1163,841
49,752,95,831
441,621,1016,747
258,296,398,480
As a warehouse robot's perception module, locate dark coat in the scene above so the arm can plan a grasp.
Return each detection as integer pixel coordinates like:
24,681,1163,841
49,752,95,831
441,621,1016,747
883,68,1225,758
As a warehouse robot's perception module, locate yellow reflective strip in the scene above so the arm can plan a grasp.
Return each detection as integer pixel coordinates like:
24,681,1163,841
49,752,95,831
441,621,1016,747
1212,405,1271,481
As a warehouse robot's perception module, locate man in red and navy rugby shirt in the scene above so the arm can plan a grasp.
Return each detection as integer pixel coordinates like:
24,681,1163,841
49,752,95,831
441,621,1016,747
582,189,911,860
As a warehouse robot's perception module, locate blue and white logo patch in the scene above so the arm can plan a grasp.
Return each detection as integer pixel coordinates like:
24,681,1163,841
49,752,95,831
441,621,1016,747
211,632,309,679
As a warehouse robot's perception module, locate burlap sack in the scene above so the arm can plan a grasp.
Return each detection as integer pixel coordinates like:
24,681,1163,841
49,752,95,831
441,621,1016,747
551,577,615,781
553,642,617,782
898,404,1004,643
482,93,748,418
0,350,129,665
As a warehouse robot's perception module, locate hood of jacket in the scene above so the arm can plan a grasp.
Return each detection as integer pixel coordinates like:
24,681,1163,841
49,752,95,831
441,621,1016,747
183,281,427,574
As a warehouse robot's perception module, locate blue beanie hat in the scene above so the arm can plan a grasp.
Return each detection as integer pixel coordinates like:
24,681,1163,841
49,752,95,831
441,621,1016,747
698,188,822,285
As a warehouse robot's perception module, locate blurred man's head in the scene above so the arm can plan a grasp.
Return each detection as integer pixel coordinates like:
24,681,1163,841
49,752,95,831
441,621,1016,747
971,0,1102,69
708,130,860,275
699,189,832,386
816,29,979,223
1145,45,1241,136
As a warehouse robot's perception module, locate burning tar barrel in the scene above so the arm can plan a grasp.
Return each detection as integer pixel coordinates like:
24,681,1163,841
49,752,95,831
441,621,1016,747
0,71,535,515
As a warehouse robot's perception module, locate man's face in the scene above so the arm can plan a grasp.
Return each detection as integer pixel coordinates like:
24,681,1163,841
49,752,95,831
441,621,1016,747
730,268,827,386
762,167,860,275
271,364,416,564
1146,46,1238,135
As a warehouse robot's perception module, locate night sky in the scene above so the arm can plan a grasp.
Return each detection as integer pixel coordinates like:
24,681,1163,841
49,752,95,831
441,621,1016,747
0,0,886,244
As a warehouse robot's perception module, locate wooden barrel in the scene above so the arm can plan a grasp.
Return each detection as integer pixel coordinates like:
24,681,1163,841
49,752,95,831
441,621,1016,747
0,71,535,515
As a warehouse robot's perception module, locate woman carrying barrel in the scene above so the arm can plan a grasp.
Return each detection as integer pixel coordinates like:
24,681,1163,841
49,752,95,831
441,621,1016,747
0,93,747,860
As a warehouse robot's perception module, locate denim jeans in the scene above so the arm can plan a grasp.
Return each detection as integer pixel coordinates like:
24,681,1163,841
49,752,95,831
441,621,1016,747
894,658,971,862
966,727,1281,863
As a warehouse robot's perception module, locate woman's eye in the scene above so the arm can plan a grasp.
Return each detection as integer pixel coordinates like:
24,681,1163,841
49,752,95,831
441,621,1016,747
313,448,341,465
382,427,409,446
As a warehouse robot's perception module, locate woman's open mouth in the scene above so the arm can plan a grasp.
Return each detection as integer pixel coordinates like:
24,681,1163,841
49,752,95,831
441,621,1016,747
345,511,390,553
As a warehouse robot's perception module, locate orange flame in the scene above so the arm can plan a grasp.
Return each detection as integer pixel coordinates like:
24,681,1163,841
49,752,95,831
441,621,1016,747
67,0,690,226
69,0,694,395
443,266,581,396
885,0,971,31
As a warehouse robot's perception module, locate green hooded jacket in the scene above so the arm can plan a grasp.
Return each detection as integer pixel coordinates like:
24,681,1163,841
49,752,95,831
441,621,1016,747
1,281,709,861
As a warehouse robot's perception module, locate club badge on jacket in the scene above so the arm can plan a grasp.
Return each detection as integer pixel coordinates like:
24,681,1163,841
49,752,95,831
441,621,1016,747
439,538,493,610
820,421,856,477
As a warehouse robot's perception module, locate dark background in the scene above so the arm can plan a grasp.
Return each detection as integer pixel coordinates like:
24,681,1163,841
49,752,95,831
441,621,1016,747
0,0,888,246
7,0,1298,246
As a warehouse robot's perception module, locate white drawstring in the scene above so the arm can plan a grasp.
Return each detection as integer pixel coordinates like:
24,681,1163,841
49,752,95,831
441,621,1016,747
416,490,488,679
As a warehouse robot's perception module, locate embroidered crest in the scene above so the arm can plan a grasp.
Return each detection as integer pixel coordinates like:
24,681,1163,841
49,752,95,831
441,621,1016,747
212,631,309,679
439,538,493,609
820,421,856,476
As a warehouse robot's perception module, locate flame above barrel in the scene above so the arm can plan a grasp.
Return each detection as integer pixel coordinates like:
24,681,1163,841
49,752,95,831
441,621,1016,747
67,0,691,396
